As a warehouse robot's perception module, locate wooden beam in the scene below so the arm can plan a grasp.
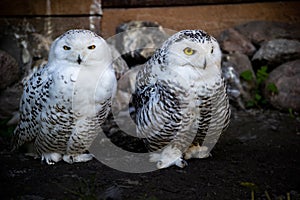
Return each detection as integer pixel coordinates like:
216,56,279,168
0,0,296,16
101,1,300,38
102,0,286,8
0,17,101,38
0,0,101,16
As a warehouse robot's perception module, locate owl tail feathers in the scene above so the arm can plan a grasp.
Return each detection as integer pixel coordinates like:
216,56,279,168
10,127,24,152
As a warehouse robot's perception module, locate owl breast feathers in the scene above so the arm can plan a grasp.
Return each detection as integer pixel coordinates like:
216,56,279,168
12,29,117,165
133,30,230,169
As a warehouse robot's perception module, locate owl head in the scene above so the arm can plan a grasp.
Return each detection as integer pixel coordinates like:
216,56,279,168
48,29,112,67
151,30,222,73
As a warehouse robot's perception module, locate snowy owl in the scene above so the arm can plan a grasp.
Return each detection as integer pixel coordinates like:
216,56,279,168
12,29,117,164
133,30,230,169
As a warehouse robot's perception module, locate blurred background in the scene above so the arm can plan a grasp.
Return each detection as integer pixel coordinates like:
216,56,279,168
0,0,299,38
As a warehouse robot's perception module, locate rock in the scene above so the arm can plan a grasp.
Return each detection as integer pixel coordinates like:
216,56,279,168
264,59,300,112
0,23,35,78
108,43,129,80
252,39,300,69
27,33,51,61
222,53,255,108
224,52,254,76
114,21,169,67
0,32,22,68
235,21,300,45
27,33,52,66
218,28,256,56
0,50,20,90
117,64,142,93
113,64,143,112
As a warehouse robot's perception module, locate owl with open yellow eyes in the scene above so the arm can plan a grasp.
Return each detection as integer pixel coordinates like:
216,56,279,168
133,30,230,169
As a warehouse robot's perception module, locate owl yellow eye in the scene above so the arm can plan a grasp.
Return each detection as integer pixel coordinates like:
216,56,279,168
63,45,71,50
88,45,96,50
183,47,195,55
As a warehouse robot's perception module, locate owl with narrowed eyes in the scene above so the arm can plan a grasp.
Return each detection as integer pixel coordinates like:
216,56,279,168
12,29,117,165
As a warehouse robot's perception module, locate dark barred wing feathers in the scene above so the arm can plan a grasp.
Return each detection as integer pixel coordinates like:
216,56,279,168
134,76,194,152
12,66,51,150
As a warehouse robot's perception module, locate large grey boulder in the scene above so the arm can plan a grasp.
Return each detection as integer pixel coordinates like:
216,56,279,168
108,43,129,80
264,59,300,112
0,50,20,91
114,21,169,67
252,39,300,69
235,21,300,45
218,28,256,56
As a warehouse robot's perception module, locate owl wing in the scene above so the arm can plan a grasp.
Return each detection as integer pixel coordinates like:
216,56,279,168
65,66,116,151
194,79,231,151
65,97,113,155
12,65,52,150
133,71,195,152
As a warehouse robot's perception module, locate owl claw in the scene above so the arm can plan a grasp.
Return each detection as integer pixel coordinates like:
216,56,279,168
150,146,187,169
184,144,210,160
41,153,62,165
175,159,188,168
63,153,94,164
156,156,187,169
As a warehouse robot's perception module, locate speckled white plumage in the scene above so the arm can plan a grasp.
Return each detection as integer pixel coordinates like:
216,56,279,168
12,29,117,165
133,30,230,169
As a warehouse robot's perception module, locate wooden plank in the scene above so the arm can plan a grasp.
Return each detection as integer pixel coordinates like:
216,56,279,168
0,0,101,16
101,1,300,38
0,17,101,38
0,0,296,16
102,0,285,8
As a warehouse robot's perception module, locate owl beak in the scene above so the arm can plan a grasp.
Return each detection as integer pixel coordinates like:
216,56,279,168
203,58,207,69
77,55,82,65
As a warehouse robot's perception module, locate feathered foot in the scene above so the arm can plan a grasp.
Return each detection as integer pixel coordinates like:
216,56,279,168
62,153,94,164
41,153,62,165
184,144,211,160
149,145,187,169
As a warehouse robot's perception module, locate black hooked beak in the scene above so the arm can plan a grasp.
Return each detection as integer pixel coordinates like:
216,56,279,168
203,58,207,69
77,55,82,65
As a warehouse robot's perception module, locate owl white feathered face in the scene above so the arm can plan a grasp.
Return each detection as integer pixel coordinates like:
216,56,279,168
48,30,112,66
167,38,221,70
152,30,222,79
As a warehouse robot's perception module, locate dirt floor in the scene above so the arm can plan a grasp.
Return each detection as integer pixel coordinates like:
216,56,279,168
0,108,300,200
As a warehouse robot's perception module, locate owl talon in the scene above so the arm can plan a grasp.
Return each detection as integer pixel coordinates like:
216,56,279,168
184,144,210,160
41,153,62,165
175,159,188,168
150,146,187,169
63,153,94,164
156,157,187,169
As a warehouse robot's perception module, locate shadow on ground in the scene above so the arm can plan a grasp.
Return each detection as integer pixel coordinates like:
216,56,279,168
0,109,299,200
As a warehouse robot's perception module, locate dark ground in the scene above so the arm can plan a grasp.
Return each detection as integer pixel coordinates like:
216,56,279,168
0,109,300,200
